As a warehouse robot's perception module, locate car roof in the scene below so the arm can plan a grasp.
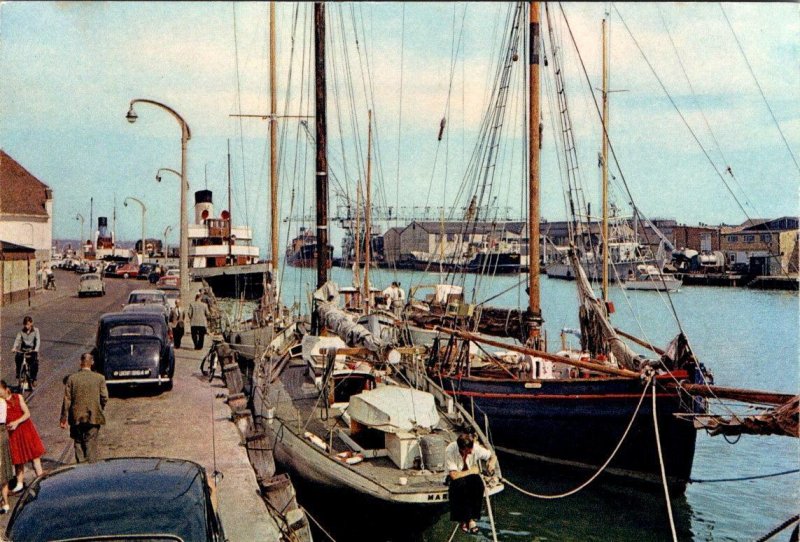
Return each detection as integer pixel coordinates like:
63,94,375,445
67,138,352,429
6,457,211,541
99,312,168,326
129,289,166,296
80,273,102,278
121,304,167,314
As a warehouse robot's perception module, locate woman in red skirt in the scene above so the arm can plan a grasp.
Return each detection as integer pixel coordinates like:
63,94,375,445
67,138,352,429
0,381,44,492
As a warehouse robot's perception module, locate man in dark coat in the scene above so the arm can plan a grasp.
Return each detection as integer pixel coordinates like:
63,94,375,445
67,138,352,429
59,353,109,463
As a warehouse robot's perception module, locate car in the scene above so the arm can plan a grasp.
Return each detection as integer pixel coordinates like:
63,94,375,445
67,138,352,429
137,263,154,279
5,457,225,541
121,303,170,324
125,289,169,318
103,262,119,277
92,311,175,390
156,268,181,287
77,272,105,297
161,286,180,310
74,262,93,274
115,262,139,279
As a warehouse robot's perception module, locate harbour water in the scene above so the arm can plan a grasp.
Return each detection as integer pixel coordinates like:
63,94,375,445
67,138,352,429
251,265,798,541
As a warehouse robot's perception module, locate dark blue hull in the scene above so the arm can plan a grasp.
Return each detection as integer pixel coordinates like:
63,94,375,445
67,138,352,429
438,374,698,490
465,252,524,274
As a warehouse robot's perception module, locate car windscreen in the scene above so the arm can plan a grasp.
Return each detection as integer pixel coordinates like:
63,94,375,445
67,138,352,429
108,325,157,337
81,275,99,281
128,293,165,304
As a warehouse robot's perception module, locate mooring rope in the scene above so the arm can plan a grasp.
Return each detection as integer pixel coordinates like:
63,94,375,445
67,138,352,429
690,468,800,484
302,505,337,542
653,380,678,542
755,514,800,542
501,376,652,499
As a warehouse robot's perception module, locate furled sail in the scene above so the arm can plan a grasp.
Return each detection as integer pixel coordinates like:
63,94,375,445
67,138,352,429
313,282,386,352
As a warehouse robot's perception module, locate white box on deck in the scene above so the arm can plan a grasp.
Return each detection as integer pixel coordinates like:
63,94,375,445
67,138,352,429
386,431,420,470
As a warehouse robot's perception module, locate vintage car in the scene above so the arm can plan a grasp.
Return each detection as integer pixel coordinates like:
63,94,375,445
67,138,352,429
157,268,181,288
93,312,174,390
103,262,119,277
161,286,180,310
5,457,225,541
137,263,154,280
114,263,139,279
77,272,105,297
124,289,169,319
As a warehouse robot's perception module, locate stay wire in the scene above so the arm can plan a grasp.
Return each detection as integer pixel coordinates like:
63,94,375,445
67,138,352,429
231,4,250,227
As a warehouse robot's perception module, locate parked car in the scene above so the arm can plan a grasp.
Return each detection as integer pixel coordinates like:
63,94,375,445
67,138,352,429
161,286,180,310
121,303,170,324
103,262,119,277
157,268,181,288
77,272,105,297
137,263,154,280
124,289,169,319
92,311,175,390
5,457,225,541
114,263,139,279
74,262,95,274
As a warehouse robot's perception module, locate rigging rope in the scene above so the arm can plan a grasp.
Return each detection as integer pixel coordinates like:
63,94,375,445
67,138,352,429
231,4,251,227
501,376,651,499
719,4,800,175
652,378,678,542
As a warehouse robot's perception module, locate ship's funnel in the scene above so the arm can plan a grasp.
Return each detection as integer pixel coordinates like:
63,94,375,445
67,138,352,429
194,190,214,224
98,217,109,238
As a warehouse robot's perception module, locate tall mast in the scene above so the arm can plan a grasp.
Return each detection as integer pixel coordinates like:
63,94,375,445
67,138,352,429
227,139,232,263
363,109,373,313
601,15,610,302
269,1,279,274
354,183,361,294
314,2,329,289
527,2,542,343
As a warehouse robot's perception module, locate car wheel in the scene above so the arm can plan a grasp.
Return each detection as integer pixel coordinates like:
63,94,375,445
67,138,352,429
164,380,174,391
78,292,84,298
123,273,130,279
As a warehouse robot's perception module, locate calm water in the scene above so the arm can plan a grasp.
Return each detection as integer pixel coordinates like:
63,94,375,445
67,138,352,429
265,266,799,541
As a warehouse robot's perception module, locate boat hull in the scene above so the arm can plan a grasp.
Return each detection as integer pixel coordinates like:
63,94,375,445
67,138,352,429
191,263,269,300
438,374,698,490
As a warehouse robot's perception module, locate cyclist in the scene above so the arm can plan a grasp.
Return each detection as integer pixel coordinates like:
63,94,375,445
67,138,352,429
12,316,40,389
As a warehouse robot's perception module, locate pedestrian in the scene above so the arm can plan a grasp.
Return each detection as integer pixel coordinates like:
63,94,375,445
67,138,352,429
0,392,14,513
59,353,108,463
169,299,185,349
0,381,45,493
188,293,210,350
444,432,497,534
11,316,40,389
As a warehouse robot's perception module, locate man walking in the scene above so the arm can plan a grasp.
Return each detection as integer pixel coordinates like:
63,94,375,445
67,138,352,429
187,293,210,350
60,353,108,463
169,299,185,349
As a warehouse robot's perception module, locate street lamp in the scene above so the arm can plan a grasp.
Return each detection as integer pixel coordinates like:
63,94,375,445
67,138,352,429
155,167,182,184
75,213,85,259
163,225,173,258
124,197,147,264
127,98,191,307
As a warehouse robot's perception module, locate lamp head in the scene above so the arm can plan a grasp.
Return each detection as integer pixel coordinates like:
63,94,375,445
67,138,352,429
124,201,128,207
125,105,138,124
156,174,162,183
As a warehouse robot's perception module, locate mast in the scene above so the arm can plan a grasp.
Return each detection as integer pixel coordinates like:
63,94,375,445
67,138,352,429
314,2,329,289
270,1,279,274
601,15,610,302
527,2,542,344
227,139,232,263
354,183,362,295
363,109,373,312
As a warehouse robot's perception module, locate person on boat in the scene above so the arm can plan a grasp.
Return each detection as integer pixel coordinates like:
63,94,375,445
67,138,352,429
445,432,496,534
382,282,402,312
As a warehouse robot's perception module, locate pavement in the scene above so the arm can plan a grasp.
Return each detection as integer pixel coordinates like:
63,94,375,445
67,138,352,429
0,269,281,540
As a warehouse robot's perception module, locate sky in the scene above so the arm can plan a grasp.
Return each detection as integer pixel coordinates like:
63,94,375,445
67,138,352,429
1,2,798,256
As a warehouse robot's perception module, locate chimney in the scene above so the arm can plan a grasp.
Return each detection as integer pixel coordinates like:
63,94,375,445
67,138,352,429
194,190,214,225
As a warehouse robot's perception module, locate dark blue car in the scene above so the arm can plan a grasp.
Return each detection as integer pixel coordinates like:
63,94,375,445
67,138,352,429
94,311,175,391
5,457,225,541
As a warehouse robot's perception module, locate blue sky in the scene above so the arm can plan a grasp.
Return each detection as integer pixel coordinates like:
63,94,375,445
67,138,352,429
1,2,797,255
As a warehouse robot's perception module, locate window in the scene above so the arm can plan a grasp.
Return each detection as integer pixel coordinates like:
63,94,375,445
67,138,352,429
447,234,455,242
727,235,738,242
760,234,771,242
744,235,755,243
108,325,156,337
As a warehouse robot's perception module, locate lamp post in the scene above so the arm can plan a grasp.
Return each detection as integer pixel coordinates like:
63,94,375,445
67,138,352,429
75,213,85,259
124,197,147,264
127,99,191,307
163,225,173,258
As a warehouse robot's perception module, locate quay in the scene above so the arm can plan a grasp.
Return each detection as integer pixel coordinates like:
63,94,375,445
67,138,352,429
0,270,281,540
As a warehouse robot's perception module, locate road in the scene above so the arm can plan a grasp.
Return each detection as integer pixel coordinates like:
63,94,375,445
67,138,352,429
0,269,281,539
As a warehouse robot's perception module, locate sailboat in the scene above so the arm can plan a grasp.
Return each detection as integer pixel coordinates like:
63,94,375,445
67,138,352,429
249,4,502,536
399,3,712,490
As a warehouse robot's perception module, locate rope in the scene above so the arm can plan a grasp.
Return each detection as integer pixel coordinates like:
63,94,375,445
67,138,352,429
445,523,460,542
301,505,337,542
482,476,499,542
501,376,651,499
652,379,678,542
755,515,800,542
690,468,800,484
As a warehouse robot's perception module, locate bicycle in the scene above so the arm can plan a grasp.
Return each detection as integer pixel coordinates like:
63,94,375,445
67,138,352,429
200,338,224,382
12,350,34,395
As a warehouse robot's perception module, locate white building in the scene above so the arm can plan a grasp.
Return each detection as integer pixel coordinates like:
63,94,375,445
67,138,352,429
0,150,54,265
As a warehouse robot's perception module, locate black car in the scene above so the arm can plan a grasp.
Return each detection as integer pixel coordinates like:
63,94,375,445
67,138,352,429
138,263,154,279
93,311,175,391
103,262,119,277
5,457,226,541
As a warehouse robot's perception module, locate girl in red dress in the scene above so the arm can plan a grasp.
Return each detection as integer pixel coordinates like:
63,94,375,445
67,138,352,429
0,381,44,492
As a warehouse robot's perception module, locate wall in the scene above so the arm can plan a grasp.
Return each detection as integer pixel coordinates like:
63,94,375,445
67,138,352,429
0,257,36,306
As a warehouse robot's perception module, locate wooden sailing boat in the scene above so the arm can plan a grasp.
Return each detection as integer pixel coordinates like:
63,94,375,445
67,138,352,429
400,3,711,490
249,5,502,536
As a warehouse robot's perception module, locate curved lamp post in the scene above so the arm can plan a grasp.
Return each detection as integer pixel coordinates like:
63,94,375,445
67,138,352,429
124,197,147,263
75,213,85,259
127,98,191,306
163,225,173,258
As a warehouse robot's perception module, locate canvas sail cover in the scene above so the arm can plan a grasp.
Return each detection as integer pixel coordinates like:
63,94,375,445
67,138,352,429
348,386,440,433
570,249,641,371
314,282,387,352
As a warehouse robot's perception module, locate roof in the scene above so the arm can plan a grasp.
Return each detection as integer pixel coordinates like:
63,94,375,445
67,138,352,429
99,311,168,327
0,240,36,253
7,457,213,541
0,150,52,217
407,220,527,236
